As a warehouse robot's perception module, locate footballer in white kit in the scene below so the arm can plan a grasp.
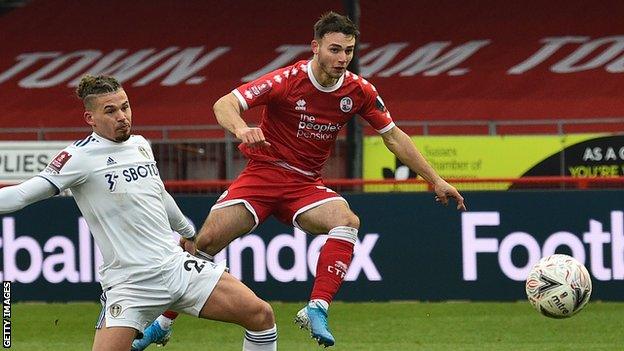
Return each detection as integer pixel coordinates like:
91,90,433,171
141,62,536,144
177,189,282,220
0,75,277,351
38,132,225,331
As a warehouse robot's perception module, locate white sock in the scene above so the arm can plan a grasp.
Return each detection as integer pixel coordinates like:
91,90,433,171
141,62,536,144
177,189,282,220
309,299,329,311
195,249,215,262
243,325,277,351
156,315,174,330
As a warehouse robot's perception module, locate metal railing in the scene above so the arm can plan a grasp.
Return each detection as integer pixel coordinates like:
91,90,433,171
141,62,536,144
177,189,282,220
152,138,349,181
1,117,623,141
1,118,622,181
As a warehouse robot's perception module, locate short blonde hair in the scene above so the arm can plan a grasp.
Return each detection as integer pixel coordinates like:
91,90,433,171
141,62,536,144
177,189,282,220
76,75,122,109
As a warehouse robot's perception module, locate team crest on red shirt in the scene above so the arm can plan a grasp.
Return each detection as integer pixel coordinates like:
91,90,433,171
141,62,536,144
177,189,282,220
340,97,353,113
48,151,72,172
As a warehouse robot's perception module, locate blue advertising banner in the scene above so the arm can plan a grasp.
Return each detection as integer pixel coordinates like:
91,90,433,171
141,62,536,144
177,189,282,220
2,191,623,302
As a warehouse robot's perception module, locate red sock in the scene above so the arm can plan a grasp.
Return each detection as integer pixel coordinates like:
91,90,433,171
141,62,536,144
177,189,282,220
310,234,356,304
162,310,179,319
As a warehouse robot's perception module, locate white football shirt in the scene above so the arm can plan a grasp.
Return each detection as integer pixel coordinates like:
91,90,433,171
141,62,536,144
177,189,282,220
38,132,182,289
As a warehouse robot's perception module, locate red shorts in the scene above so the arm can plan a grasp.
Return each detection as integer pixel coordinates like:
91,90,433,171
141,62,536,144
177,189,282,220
212,160,345,232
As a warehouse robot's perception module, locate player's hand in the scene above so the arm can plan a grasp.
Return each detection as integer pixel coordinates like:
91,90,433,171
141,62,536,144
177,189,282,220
433,180,466,211
235,127,271,148
179,237,197,255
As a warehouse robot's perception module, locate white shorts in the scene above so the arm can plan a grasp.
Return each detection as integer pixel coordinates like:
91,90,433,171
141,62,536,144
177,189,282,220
96,252,225,332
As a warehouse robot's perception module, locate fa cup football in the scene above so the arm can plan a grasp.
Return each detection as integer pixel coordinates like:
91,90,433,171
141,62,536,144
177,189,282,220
525,254,592,318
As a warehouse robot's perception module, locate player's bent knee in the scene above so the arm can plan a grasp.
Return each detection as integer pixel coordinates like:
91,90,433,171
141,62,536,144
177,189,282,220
322,213,360,233
255,301,275,329
336,212,359,229
245,300,275,331
347,213,360,229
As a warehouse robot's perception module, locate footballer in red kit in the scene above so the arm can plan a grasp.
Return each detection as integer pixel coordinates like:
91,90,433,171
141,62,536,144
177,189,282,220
180,11,465,348
231,59,394,176
212,59,396,229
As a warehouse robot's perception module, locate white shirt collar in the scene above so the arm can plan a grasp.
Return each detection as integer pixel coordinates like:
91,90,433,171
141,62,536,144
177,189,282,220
307,60,344,93
91,131,131,145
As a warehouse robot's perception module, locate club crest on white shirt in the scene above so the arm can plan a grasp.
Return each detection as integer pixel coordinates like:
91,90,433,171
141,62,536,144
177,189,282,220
138,146,150,159
340,97,353,113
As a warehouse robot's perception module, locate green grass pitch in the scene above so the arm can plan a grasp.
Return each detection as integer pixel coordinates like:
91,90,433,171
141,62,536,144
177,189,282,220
10,301,623,350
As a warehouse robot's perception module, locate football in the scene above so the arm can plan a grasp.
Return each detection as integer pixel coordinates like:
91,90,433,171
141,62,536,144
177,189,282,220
525,254,592,319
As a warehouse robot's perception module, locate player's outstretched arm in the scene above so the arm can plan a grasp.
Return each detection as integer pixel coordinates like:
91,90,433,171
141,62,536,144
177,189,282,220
162,190,197,254
162,190,195,238
0,177,57,214
213,93,270,148
381,126,466,211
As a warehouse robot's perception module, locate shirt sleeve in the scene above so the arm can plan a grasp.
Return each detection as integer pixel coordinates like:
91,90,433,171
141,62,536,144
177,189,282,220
162,190,195,239
231,66,292,111
359,82,396,134
0,176,57,213
37,147,88,192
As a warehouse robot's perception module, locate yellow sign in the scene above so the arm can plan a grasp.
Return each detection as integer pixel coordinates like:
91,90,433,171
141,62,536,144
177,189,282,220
364,134,602,191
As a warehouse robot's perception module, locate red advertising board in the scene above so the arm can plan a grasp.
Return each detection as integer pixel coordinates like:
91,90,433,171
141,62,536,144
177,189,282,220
0,0,622,129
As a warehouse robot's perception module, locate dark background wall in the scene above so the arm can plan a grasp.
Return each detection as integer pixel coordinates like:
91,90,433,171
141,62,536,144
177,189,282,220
4,191,622,302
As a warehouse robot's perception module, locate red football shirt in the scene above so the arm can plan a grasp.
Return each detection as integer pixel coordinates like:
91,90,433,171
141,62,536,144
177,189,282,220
232,60,394,176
